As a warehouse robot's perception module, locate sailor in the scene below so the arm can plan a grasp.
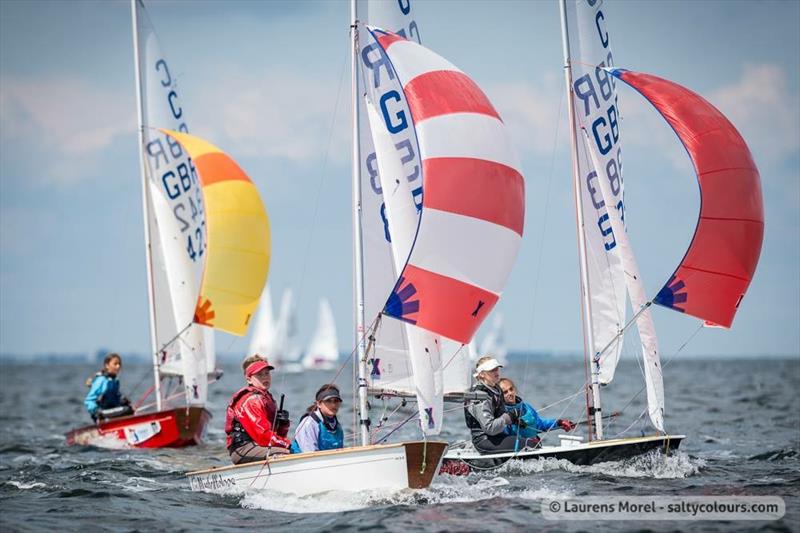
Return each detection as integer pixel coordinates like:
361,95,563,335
84,352,134,421
290,384,344,454
463,355,543,454
225,355,292,464
499,377,575,449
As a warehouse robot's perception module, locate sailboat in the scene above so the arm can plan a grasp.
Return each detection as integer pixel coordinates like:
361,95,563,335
443,0,764,469
248,286,303,370
187,0,523,496
477,313,508,365
302,298,339,370
66,0,270,450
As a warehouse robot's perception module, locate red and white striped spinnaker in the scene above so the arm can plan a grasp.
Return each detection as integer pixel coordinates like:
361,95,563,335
368,27,525,432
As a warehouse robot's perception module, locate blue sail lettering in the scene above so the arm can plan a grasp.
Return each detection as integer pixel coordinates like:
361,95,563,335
598,213,616,250
162,171,181,200
596,63,613,102
380,203,391,242
408,21,420,43
586,171,604,209
397,0,411,15
380,91,408,133
361,42,395,89
177,162,192,193
395,139,419,183
592,115,613,155
155,59,171,87
412,186,423,212
573,74,599,117
146,139,168,170
366,152,381,194
168,90,182,119
595,10,609,48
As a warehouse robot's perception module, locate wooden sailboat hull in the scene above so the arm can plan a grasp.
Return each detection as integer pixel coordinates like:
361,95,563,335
65,407,210,449
442,434,684,471
187,441,447,496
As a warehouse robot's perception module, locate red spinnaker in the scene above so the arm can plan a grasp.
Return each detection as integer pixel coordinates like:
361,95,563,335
611,69,764,328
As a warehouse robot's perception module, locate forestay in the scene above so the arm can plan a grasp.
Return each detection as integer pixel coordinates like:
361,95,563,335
564,0,628,384
134,0,213,403
610,69,765,328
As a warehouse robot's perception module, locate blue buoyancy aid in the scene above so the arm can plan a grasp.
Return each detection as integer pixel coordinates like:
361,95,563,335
290,411,343,453
84,372,122,416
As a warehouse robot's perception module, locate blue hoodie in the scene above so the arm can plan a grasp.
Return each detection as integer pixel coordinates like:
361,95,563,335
84,373,122,416
503,396,558,440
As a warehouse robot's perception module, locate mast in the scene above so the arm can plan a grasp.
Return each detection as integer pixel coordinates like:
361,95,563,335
131,0,162,411
559,0,603,440
350,0,370,446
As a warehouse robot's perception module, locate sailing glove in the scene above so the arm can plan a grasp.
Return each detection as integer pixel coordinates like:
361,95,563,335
506,409,521,426
557,419,576,432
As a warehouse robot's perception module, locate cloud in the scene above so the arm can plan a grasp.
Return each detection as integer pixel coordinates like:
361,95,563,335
0,76,132,184
193,67,349,166
486,73,565,158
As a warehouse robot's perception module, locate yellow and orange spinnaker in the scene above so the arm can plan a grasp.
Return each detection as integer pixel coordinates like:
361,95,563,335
160,129,270,336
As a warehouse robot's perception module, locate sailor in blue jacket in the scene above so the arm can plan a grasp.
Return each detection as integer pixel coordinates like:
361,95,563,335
84,353,133,420
499,378,575,450
290,384,344,454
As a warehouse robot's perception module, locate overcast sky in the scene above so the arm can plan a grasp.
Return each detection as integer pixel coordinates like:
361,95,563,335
1,0,798,359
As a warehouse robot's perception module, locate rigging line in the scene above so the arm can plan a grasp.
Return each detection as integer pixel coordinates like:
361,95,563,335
608,322,704,425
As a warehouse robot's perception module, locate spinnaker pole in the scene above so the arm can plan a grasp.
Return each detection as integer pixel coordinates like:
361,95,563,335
131,0,162,411
559,0,603,440
350,0,370,447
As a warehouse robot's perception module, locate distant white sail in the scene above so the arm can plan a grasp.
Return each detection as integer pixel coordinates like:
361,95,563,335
247,285,278,358
274,288,301,364
302,298,339,370
478,313,508,365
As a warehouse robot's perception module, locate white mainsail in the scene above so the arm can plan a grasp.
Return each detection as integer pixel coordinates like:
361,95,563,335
583,129,665,432
134,0,213,406
302,298,339,370
564,0,627,384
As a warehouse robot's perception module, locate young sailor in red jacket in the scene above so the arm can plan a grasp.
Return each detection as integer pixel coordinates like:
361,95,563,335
225,355,291,464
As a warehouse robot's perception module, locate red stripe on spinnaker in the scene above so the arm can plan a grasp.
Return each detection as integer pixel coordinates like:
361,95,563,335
423,157,524,236
404,70,501,122
194,152,251,186
376,31,406,51
616,70,764,328
396,264,498,344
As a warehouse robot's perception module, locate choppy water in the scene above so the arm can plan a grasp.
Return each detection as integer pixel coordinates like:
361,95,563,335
1,357,798,531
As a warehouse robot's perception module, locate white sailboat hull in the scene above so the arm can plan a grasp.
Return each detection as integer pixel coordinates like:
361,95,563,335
187,441,446,496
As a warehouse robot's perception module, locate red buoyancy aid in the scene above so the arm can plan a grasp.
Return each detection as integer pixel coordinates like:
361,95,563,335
224,386,290,450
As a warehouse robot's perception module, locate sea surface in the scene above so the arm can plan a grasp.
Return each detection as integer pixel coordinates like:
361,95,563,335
1,357,798,532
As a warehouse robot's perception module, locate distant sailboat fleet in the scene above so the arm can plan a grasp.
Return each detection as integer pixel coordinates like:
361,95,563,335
248,286,339,371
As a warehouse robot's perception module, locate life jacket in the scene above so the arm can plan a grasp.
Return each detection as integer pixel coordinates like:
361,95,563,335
464,381,505,432
86,372,121,410
224,385,262,450
289,411,343,453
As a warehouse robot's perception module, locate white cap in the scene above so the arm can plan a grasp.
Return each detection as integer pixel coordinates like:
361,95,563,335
473,357,503,378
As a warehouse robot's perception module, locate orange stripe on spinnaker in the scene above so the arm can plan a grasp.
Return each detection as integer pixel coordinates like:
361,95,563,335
194,152,251,187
